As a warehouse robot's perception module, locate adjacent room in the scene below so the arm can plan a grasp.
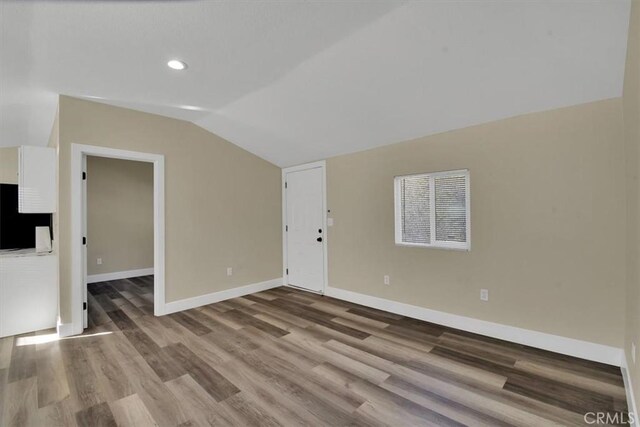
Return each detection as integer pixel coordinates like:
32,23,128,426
0,0,638,425
85,156,155,327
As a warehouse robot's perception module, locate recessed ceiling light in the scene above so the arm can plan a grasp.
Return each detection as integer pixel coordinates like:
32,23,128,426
180,105,205,111
167,59,187,70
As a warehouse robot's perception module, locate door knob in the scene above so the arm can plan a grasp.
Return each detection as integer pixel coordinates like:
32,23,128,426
317,237,323,242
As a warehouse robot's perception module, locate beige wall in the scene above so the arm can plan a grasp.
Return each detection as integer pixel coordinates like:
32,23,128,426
86,156,153,276
624,0,640,412
0,147,18,184
56,96,282,323
327,98,626,347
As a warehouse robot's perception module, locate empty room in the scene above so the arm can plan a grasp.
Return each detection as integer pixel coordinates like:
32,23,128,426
0,0,639,426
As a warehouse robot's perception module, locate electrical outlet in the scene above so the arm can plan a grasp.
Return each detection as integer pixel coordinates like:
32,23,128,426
480,289,489,301
97,258,102,265
633,342,637,365
227,267,233,276
383,275,390,285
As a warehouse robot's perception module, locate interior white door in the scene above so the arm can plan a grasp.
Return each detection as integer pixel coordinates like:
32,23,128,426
285,166,325,293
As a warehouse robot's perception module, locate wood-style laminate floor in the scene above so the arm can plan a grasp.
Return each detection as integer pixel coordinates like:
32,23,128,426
0,276,629,426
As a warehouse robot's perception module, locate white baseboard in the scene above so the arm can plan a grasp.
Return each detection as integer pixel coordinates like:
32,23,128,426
87,268,154,284
163,278,282,315
622,354,639,423
56,316,79,338
325,286,624,367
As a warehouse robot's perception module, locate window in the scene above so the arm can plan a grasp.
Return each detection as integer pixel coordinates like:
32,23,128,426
394,169,470,250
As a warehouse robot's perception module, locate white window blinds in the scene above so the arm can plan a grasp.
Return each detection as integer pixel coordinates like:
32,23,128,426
400,175,430,244
395,170,470,250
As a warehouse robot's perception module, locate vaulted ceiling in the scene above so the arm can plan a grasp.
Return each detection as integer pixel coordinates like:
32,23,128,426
0,0,631,166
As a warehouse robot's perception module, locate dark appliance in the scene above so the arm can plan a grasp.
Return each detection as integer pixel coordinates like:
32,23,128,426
0,184,52,249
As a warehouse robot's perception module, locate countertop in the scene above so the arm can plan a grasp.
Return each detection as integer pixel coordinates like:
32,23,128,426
0,248,54,258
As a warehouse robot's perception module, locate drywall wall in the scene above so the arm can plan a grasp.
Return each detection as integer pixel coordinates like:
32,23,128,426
0,147,18,184
327,98,625,347
55,96,282,323
624,0,640,413
86,156,153,276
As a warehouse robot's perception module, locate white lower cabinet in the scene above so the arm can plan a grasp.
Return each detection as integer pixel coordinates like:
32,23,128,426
0,254,57,338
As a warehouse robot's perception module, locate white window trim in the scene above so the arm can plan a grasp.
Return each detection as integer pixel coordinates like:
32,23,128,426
394,169,470,251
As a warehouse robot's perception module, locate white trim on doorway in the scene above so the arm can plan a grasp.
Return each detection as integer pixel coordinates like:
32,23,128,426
70,143,165,337
282,160,328,294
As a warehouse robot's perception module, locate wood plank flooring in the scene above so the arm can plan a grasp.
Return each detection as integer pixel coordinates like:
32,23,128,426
0,276,629,426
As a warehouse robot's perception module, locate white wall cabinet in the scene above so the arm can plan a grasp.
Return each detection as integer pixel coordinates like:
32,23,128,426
0,254,58,338
19,146,56,213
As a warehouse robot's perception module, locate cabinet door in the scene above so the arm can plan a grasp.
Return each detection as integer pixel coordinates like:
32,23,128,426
19,146,56,213
0,255,58,338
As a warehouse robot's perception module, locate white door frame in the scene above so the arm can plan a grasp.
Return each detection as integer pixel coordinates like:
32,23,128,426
81,153,87,329
70,143,165,336
282,160,328,294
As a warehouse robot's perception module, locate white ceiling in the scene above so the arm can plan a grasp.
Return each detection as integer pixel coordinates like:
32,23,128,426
0,0,631,167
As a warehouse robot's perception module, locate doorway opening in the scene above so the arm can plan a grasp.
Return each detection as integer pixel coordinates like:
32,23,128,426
84,156,155,328
70,144,165,336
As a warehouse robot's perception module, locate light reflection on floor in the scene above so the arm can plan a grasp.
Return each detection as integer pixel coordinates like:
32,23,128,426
15,331,113,346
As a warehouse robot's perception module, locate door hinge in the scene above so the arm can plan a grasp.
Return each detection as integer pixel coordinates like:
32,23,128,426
286,268,289,275
285,182,287,189
82,236,87,245
286,225,288,232
83,302,87,310
82,172,87,180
